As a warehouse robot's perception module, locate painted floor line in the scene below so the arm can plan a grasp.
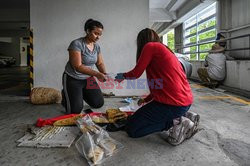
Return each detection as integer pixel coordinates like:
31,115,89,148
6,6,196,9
198,96,250,105
191,84,205,89
230,96,250,105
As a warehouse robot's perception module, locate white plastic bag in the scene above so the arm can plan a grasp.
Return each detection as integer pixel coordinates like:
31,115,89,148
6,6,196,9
75,115,123,165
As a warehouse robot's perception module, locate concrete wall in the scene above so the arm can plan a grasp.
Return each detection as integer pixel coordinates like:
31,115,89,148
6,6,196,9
218,0,250,59
189,61,204,79
174,24,183,53
190,60,250,91
229,0,250,60
30,0,149,95
231,0,250,28
223,60,250,91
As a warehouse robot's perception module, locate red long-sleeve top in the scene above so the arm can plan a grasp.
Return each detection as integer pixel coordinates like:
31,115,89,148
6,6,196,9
124,42,193,106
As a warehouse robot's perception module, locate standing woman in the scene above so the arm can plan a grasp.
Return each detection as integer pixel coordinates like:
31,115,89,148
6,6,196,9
115,28,199,145
62,19,107,114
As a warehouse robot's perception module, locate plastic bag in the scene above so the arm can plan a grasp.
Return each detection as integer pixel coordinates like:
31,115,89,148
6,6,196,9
75,115,123,165
119,99,141,112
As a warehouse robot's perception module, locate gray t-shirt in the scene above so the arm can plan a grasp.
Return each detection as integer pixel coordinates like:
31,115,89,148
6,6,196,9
205,53,226,81
65,37,101,80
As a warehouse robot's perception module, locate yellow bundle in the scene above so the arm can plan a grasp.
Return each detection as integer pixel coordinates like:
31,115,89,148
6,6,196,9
91,115,109,124
30,87,62,104
53,114,83,126
106,109,127,123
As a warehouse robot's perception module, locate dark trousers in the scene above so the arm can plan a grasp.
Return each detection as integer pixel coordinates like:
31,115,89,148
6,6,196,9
62,73,104,114
125,101,191,138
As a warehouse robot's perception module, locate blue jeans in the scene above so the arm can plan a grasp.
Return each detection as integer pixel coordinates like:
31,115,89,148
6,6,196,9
125,101,191,138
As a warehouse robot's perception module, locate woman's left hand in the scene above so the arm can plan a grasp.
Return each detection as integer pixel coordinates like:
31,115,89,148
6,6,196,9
96,72,107,82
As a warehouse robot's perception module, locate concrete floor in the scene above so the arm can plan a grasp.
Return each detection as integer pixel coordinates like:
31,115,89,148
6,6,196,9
0,67,250,166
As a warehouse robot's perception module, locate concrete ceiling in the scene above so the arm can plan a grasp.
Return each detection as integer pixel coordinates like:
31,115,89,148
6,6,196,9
2,0,186,32
0,0,29,31
0,0,215,35
149,0,188,24
0,0,29,9
150,0,172,8
149,0,216,35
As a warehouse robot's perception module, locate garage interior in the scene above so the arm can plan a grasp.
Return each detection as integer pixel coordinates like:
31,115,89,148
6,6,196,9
0,0,30,96
0,0,250,166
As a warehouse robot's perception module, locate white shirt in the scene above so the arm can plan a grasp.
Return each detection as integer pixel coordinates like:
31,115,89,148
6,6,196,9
204,53,226,81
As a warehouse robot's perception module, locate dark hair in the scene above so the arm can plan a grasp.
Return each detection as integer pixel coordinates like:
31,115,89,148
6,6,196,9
216,33,225,40
136,28,160,61
136,28,174,61
216,33,226,47
84,19,103,33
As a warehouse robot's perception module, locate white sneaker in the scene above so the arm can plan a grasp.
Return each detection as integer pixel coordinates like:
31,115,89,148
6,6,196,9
185,111,200,133
166,117,195,146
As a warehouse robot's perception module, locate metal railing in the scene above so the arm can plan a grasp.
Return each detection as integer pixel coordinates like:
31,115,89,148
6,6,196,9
176,33,250,61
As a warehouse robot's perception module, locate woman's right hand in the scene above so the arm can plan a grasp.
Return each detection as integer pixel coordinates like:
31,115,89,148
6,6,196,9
96,72,107,82
114,73,125,83
137,98,145,106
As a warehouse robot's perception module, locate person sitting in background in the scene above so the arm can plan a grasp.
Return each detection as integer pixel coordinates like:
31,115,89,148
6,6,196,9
197,43,226,88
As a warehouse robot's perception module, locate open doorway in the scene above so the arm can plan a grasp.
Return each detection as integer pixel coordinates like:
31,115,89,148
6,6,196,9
0,0,30,96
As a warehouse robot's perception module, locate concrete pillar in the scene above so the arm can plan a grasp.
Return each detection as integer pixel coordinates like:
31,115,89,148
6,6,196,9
218,0,232,32
174,24,183,53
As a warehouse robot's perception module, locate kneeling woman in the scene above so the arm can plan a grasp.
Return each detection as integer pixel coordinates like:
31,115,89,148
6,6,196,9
115,28,194,141
62,19,107,114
